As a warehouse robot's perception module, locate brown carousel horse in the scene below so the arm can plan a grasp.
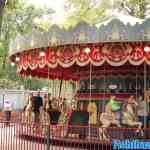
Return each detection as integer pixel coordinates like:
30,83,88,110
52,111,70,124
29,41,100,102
23,93,34,123
41,93,52,124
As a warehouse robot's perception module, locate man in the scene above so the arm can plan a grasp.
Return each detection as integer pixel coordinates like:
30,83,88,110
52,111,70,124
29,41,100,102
32,91,43,123
4,100,13,125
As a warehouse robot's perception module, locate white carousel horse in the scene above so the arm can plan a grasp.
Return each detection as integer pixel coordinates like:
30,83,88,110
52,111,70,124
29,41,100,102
99,104,120,140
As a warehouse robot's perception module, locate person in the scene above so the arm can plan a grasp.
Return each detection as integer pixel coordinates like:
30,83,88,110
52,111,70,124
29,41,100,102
107,96,121,111
4,100,13,125
137,95,148,128
107,95,121,123
32,91,43,123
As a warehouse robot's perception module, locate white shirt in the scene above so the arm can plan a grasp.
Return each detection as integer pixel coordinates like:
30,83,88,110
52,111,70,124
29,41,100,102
4,101,13,111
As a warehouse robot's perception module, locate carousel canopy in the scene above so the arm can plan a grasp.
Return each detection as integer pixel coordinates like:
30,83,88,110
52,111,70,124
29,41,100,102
9,12,150,80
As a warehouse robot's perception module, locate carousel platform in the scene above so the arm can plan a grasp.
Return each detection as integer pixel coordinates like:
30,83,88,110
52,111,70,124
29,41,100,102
19,128,112,150
19,133,112,149
17,122,149,149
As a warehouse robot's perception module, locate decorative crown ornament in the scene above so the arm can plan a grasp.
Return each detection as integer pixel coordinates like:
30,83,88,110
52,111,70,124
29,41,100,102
49,32,59,46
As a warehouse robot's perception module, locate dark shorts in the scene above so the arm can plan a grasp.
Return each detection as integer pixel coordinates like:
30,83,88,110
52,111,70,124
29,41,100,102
5,111,11,122
33,111,40,123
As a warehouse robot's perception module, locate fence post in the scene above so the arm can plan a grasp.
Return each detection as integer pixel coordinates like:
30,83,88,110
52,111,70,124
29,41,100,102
46,125,50,150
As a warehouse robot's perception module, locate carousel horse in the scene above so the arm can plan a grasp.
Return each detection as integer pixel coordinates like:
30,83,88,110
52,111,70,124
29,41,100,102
40,94,52,134
51,97,59,110
24,93,33,123
42,94,52,125
122,96,142,132
57,99,69,137
58,97,63,110
99,104,120,140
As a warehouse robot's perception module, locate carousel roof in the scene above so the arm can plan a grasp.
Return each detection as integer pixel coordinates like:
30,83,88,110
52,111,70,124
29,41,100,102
9,11,150,56
8,12,150,80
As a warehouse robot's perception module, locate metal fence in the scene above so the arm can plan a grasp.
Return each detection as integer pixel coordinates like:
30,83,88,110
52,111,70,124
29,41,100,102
0,121,150,150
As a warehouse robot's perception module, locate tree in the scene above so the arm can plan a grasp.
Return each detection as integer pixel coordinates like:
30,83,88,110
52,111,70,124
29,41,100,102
0,0,54,89
64,0,150,27
64,0,110,27
114,0,150,19
0,0,7,34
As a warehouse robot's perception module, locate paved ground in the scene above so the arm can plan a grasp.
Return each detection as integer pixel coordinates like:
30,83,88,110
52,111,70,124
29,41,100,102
0,123,86,150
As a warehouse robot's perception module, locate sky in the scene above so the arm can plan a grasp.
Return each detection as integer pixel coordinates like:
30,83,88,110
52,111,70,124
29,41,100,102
26,0,65,24
26,0,65,10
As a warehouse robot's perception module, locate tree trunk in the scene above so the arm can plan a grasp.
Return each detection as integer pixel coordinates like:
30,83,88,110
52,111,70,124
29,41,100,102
0,0,6,35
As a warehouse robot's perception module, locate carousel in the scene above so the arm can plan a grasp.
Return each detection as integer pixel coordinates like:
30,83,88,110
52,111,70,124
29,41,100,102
9,11,150,147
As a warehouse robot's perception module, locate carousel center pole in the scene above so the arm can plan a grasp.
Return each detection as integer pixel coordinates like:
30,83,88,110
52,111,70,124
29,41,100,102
59,77,63,98
136,66,138,101
46,66,50,150
88,61,92,139
103,63,106,112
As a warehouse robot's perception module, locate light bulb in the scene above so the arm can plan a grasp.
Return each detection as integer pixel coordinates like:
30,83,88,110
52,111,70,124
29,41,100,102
11,62,15,66
144,46,150,52
40,51,45,57
84,47,91,54
15,56,20,62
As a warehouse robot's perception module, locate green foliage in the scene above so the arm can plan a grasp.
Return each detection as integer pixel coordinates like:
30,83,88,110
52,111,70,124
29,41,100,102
126,0,147,18
64,0,109,27
64,0,150,27
0,0,54,90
